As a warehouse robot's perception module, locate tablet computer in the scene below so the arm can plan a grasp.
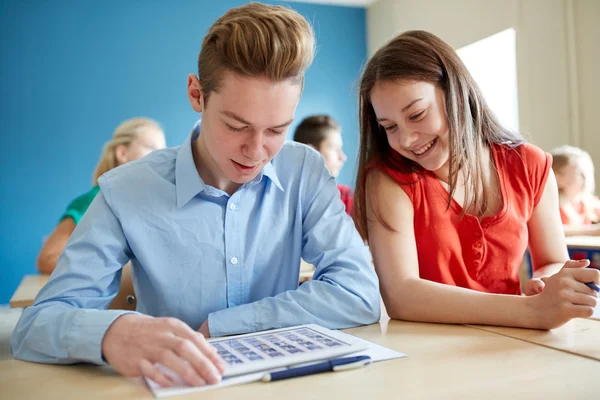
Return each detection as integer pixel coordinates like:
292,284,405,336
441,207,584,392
208,324,369,378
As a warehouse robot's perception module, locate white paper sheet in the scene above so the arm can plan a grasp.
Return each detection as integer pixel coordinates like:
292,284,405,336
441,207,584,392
145,331,406,398
145,369,266,398
591,301,600,321
347,337,406,362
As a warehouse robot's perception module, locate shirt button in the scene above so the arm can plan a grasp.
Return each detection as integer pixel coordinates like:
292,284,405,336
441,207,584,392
482,223,489,229
474,241,482,249
474,231,482,238
230,257,238,265
229,203,236,210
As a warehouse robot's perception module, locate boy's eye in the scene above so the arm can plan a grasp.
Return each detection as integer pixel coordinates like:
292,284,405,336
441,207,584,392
226,124,246,132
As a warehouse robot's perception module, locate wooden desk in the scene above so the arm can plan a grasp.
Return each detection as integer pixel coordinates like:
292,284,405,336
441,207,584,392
469,317,600,361
9,263,311,310
565,235,600,251
9,272,137,311
298,270,313,284
564,235,600,268
9,274,49,308
299,259,315,284
1,319,598,399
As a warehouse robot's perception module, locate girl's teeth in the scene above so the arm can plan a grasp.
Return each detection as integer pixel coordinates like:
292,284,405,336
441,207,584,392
413,139,435,155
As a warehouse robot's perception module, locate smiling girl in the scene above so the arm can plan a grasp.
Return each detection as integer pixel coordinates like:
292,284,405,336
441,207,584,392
354,30,599,330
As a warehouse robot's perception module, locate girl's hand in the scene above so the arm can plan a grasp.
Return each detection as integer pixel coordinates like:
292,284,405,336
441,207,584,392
527,259,599,329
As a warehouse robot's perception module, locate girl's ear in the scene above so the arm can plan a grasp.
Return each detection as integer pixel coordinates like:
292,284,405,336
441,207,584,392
114,144,129,165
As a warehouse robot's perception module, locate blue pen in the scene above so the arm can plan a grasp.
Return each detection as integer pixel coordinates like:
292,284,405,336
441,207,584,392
585,266,600,292
261,355,372,382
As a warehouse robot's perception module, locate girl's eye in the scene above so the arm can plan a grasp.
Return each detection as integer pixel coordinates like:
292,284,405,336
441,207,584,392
409,111,425,120
383,124,397,133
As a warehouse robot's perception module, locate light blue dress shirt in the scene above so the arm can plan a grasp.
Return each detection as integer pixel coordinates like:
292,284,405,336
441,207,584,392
11,123,380,365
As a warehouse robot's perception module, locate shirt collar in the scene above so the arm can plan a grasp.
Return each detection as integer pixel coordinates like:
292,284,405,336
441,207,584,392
260,160,284,191
175,120,283,208
176,122,206,208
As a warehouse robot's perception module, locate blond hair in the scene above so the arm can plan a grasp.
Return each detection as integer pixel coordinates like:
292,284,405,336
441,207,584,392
198,2,315,103
551,145,595,195
92,117,162,185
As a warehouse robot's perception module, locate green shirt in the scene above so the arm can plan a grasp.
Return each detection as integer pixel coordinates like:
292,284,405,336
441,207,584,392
60,186,100,225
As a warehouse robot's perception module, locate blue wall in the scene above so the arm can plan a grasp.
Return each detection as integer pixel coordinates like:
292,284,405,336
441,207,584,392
0,0,367,303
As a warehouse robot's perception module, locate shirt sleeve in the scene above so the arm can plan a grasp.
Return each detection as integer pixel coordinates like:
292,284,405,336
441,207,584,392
10,183,138,365
60,197,86,225
207,151,380,337
59,187,100,225
523,143,552,208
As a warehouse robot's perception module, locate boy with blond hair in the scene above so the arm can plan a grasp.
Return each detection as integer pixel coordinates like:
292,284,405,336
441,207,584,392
11,3,379,387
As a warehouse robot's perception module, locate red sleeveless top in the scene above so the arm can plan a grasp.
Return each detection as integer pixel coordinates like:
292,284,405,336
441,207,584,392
375,143,551,295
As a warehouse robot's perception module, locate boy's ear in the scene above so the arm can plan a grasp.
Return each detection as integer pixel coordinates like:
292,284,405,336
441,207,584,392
187,74,204,112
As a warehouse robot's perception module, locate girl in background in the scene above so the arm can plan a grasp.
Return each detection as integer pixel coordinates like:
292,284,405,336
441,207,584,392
551,145,600,236
36,117,166,308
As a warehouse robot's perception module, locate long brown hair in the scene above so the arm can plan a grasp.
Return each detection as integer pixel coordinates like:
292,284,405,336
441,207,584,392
354,30,524,240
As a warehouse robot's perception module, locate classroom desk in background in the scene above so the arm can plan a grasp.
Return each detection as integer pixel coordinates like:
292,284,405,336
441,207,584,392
9,266,138,311
565,235,600,267
1,318,599,400
9,274,49,308
9,262,315,309
299,259,315,284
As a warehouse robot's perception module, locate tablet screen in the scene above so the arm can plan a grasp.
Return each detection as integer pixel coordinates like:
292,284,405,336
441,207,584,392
211,327,349,366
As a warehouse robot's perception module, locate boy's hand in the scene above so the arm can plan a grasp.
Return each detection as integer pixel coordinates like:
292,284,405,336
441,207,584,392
198,320,210,338
102,314,225,387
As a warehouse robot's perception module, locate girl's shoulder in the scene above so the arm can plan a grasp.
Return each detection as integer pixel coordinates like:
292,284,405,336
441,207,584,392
494,142,552,207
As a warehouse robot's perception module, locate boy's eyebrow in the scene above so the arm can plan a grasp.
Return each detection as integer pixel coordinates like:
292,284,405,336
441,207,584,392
221,111,253,125
271,119,295,129
221,110,293,129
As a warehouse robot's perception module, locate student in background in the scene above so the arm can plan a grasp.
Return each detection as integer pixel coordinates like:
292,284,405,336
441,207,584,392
354,30,599,330
36,118,166,310
37,117,166,274
293,115,352,215
12,3,379,388
551,145,600,236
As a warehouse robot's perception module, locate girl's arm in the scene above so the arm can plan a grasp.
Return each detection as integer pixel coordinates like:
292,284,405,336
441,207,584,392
368,170,598,330
527,170,571,278
36,218,76,274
